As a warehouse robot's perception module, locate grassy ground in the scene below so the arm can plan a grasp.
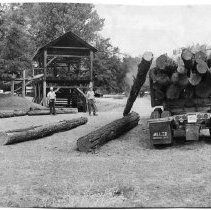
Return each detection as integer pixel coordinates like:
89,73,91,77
0,96,211,207
0,94,44,110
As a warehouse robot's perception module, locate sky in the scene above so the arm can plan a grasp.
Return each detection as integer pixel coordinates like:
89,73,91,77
94,4,211,57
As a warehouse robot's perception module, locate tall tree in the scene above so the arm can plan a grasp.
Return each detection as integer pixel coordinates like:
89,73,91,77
22,3,104,48
0,3,33,78
93,37,126,93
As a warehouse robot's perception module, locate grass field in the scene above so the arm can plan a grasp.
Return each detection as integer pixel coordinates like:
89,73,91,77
0,96,211,207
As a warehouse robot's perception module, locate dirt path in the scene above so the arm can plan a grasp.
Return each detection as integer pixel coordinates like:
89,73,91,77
0,96,211,207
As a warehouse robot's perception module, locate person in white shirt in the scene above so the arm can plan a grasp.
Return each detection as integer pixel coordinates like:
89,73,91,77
47,87,56,115
87,86,97,116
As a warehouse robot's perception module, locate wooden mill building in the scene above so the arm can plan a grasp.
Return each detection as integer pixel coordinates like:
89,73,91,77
32,31,97,112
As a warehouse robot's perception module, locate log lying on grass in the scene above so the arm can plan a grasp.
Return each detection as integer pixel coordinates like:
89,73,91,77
77,112,140,152
0,110,28,118
123,52,153,116
27,108,78,116
0,117,88,145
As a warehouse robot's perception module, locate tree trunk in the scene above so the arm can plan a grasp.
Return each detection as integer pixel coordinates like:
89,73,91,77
123,52,153,116
0,117,88,145
77,112,140,152
27,108,78,116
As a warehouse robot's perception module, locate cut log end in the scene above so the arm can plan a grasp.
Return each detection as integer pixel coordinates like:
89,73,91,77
143,51,153,62
196,59,208,74
188,72,202,86
181,49,193,61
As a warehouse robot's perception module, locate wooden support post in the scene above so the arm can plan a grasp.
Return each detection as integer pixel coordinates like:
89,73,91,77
11,80,14,96
22,70,25,98
43,50,47,106
38,83,41,103
90,51,94,83
34,83,37,102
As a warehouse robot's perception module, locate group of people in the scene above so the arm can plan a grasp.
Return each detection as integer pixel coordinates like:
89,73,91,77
47,86,97,116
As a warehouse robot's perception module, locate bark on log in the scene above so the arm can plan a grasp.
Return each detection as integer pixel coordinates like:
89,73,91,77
195,73,211,98
156,54,168,69
149,68,170,85
171,72,189,86
123,52,153,116
207,56,211,68
77,112,140,152
0,117,88,145
27,108,78,116
156,54,177,73
154,89,165,100
181,84,194,99
166,84,182,99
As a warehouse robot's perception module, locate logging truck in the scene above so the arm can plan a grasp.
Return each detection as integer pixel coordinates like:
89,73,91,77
123,49,211,147
148,77,211,146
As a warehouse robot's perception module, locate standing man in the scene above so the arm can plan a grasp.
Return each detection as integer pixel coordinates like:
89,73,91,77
87,86,97,116
47,87,56,115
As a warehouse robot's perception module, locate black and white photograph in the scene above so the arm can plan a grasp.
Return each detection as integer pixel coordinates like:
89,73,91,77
0,0,211,207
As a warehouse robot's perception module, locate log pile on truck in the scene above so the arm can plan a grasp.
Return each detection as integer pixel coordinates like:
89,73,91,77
150,49,211,102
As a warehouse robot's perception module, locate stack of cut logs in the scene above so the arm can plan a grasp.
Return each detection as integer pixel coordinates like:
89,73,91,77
150,49,211,100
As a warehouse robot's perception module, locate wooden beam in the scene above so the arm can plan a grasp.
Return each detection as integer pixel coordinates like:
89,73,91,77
47,54,88,58
38,83,41,102
34,83,37,100
90,51,94,82
49,46,89,50
47,56,57,66
46,85,88,89
22,70,26,98
11,80,14,96
43,50,47,106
